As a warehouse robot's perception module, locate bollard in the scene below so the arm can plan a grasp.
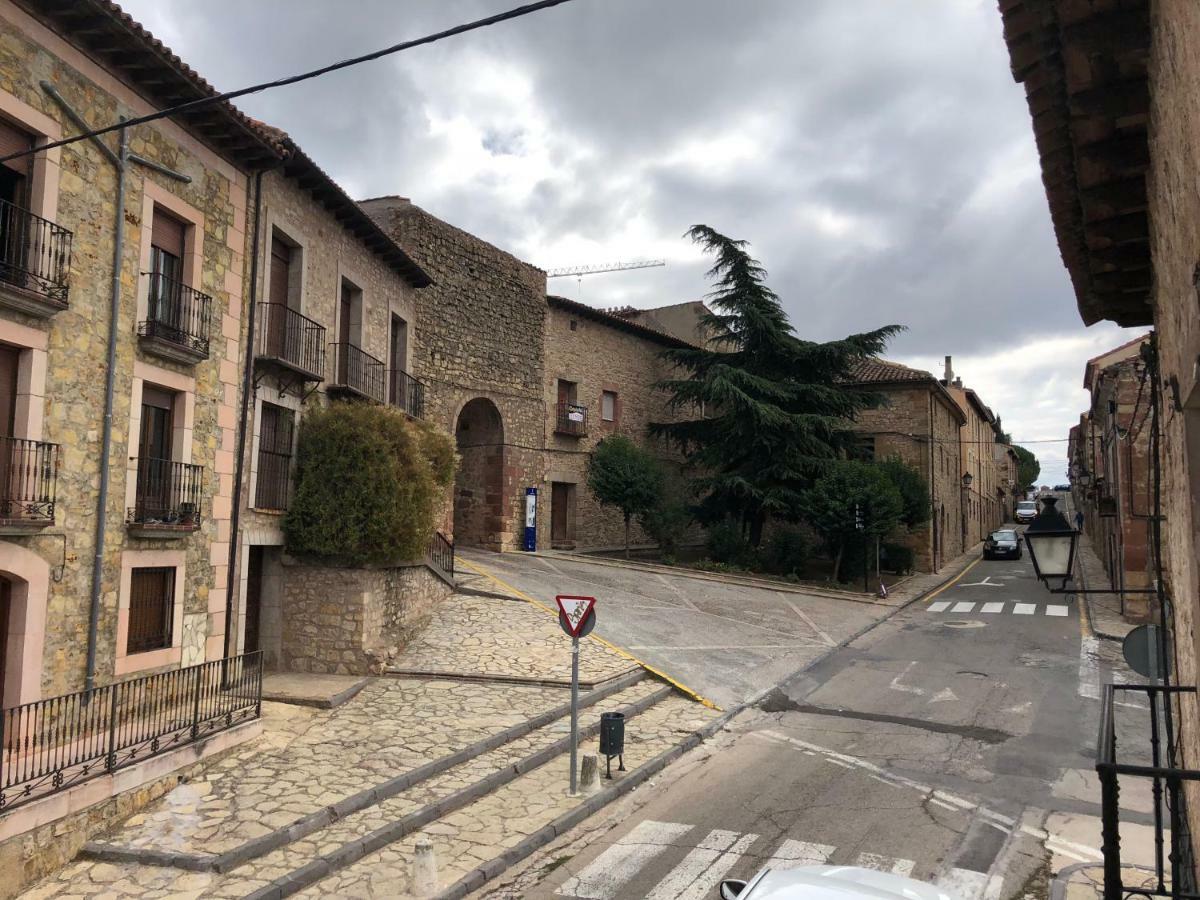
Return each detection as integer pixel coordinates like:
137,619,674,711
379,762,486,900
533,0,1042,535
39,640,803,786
411,836,439,897
580,753,601,796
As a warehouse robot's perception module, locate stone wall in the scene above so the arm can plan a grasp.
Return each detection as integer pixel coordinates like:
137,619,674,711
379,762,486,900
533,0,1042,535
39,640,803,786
359,197,547,552
278,560,450,674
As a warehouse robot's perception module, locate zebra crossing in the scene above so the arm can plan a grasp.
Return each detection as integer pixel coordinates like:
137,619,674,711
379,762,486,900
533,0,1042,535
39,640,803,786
927,599,1069,617
554,819,1001,900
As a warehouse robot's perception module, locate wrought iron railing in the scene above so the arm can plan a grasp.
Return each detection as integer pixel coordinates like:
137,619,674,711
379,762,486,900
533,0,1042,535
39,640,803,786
138,272,212,358
1098,682,1200,899
0,437,58,526
555,402,588,437
254,448,291,511
0,652,262,814
128,458,203,529
0,199,72,304
387,368,426,419
255,302,326,381
428,531,454,579
330,342,386,403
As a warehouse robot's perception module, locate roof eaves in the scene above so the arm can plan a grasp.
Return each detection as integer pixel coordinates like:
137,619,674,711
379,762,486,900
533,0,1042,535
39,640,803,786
546,295,697,349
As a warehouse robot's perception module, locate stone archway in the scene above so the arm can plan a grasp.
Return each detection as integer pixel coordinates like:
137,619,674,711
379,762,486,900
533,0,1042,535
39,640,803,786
0,541,49,707
454,398,505,549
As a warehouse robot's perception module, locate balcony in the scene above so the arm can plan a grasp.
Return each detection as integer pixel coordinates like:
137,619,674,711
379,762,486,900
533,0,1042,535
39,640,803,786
387,368,426,419
0,437,58,534
255,303,325,384
329,342,386,403
0,199,72,317
138,273,212,364
127,458,202,538
555,402,588,437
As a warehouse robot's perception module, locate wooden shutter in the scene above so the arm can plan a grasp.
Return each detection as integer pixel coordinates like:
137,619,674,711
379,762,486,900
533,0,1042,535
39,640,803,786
127,567,175,654
269,237,291,306
0,344,20,438
0,118,32,177
151,207,186,258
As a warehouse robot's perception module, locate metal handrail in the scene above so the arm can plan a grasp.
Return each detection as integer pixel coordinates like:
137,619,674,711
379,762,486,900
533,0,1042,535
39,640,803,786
428,531,454,578
330,342,386,402
0,198,72,303
127,457,203,528
0,436,58,524
387,368,426,419
255,302,326,380
138,272,212,357
555,402,588,436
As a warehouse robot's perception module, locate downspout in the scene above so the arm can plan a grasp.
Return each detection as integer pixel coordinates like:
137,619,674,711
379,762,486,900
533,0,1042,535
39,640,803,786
928,391,937,572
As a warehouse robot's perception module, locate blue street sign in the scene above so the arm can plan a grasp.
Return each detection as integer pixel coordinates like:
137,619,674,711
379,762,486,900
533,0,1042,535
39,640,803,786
524,487,537,551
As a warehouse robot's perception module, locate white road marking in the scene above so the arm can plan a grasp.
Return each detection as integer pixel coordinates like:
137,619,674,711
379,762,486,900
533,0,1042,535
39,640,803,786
780,595,838,647
928,601,952,612
980,602,1005,614
856,852,915,876
557,820,693,899
985,874,1005,900
936,867,991,900
961,576,1003,587
929,688,958,704
951,601,976,613
645,829,758,900
764,838,834,870
655,573,702,611
1078,634,1101,701
1012,603,1036,615
1046,605,1069,617
627,643,825,651
889,661,926,695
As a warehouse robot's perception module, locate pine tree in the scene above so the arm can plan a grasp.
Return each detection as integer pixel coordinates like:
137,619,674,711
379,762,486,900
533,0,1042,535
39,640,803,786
652,225,902,546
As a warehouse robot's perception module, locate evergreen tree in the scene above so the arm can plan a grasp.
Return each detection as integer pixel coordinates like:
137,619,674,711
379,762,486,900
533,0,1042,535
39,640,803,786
1013,445,1040,492
652,225,902,545
876,456,931,529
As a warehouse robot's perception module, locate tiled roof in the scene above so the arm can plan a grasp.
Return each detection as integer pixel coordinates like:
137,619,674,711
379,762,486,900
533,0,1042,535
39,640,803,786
844,358,935,385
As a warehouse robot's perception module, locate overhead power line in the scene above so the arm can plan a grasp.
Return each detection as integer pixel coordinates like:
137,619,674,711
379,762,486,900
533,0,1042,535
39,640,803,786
0,0,581,166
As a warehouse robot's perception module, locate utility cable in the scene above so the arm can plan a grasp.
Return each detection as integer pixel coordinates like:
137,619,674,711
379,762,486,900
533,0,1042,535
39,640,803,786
0,0,581,166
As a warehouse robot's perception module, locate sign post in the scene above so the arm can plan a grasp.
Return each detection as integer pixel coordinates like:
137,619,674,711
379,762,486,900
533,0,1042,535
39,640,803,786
556,595,596,796
523,487,537,551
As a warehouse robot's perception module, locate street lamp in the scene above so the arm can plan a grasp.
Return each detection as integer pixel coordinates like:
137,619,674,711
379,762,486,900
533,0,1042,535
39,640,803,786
961,472,973,489
1023,496,1077,591
1076,470,1092,489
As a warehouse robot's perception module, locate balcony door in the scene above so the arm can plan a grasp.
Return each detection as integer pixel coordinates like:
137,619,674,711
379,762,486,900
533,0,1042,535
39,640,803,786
149,208,185,336
0,344,19,514
266,236,293,358
139,386,174,518
389,314,408,405
337,282,354,385
0,578,9,708
0,117,33,289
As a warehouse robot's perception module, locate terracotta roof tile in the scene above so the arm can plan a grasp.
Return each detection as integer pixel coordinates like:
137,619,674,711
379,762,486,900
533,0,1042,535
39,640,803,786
844,358,935,385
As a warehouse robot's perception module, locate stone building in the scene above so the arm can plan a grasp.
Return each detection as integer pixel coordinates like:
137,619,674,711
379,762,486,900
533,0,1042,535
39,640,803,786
1069,334,1155,618
612,300,721,348
994,442,1021,519
941,357,1006,546
543,295,695,551
844,358,966,572
0,0,283,708
999,0,1200,865
360,197,547,553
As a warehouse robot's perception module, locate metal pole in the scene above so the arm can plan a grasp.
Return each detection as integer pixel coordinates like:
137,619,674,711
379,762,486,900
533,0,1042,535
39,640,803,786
570,636,580,795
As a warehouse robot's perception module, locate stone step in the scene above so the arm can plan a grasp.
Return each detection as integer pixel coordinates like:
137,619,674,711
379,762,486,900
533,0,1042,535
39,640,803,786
225,691,721,899
79,670,650,874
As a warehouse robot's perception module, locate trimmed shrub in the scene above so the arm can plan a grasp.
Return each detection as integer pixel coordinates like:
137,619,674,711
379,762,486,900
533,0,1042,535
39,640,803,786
762,525,810,577
284,402,455,566
881,542,916,575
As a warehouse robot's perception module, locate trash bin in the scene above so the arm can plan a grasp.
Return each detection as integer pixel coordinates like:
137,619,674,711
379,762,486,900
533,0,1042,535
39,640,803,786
600,711,625,778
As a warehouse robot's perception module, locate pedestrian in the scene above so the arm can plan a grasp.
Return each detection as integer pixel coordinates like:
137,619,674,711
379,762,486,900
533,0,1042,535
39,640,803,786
1075,510,1084,533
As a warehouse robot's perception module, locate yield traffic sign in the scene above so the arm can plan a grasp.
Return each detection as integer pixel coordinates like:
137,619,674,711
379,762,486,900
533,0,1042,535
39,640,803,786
556,595,596,638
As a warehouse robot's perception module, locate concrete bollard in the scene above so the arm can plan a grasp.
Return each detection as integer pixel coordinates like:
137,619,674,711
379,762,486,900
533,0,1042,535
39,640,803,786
580,753,601,796
411,836,439,897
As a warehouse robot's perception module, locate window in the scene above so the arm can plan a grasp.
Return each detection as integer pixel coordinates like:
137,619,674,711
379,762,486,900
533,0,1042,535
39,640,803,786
255,403,295,510
127,566,175,654
150,206,185,285
853,435,876,462
601,390,617,422
557,379,577,405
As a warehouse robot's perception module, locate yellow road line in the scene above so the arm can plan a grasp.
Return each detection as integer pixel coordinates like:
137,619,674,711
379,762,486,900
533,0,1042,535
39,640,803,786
921,556,982,605
457,556,722,711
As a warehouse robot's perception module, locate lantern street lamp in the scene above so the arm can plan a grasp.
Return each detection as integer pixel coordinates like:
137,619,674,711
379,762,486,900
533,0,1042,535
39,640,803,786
961,472,973,489
1076,470,1092,489
1023,496,1077,591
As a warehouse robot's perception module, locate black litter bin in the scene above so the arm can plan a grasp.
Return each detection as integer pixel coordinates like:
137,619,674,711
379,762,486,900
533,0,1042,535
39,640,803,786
600,711,625,778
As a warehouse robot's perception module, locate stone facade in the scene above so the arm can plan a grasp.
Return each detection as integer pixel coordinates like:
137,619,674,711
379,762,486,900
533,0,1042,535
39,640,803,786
360,197,547,552
845,359,966,572
942,358,1006,546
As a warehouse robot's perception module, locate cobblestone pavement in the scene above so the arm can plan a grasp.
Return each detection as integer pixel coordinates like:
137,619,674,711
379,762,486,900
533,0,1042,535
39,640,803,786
388,591,636,685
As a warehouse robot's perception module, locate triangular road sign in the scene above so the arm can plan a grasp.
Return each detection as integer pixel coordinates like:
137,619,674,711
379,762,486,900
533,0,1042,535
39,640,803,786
556,595,596,638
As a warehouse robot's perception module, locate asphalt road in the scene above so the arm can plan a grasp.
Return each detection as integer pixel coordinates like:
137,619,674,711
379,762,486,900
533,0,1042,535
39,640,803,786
458,549,892,709
503,527,1152,900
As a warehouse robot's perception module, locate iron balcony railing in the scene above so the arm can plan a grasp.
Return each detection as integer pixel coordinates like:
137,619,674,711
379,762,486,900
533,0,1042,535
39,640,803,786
428,530,454,579
138,272,212,359
1098,682,1200,899
255,302,326,382
555,402,588,437
128,458,203,530
387,368,426,419
330,342,386,403
0,652,262,814
0,198,72,305
0,437,58,526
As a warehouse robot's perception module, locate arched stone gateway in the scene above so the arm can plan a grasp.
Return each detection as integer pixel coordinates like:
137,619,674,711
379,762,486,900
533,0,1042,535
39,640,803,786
0,541,49,707
454,398,506,549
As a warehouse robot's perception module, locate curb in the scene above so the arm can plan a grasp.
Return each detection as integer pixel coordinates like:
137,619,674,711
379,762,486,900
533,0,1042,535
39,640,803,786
381,666,642,692
241,684,677,900
261,678,369,710
81,668,649,874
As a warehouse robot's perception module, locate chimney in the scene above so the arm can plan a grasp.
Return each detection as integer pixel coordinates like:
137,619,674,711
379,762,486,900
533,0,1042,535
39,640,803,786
944,356,953,383
954,376,963,388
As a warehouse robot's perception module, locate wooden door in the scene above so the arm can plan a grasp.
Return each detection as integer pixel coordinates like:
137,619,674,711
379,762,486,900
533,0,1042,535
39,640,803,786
0,579,10,708
139,387,174,517
338,284,353,383
267,237,292,357
389,314,408,405
0,344,19,514
551,482,569,544
244,546,263,655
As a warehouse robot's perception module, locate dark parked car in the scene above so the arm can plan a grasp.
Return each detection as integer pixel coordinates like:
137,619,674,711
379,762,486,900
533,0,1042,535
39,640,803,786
1054,483,1070,491
984,528,1021,560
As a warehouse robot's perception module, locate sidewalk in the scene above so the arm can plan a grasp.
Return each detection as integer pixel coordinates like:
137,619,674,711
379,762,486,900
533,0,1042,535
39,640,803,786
1074,533,1139,642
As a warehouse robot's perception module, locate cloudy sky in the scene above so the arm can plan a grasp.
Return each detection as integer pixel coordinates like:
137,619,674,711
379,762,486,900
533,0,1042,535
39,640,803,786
121,0,1142,482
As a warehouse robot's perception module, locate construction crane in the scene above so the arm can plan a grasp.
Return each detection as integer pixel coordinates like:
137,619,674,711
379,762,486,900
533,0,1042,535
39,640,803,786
544,259,666,300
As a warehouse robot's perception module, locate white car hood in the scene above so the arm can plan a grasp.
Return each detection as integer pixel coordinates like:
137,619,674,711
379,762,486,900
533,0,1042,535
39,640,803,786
743,865,958,900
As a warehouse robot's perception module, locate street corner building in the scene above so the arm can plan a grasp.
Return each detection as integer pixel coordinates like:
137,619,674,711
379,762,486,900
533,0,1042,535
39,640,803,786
998,0,1200,885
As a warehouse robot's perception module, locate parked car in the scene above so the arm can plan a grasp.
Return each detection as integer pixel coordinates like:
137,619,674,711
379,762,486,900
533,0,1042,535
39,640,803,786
983,529,1021,560
1015,500,1038,523
719,865,955,900
1053,483,1070,491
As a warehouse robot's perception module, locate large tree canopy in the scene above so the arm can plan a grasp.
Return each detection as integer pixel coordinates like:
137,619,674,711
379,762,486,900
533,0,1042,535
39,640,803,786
587,434,663,558
1013,444,1040,491
651,225,902,545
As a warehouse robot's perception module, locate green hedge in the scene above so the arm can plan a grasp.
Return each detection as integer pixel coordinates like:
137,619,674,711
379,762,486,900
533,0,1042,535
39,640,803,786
283,402,455,566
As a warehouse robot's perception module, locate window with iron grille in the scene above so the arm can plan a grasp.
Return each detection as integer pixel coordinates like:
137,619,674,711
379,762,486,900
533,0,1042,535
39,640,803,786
255,403,295,510
128,566,175,654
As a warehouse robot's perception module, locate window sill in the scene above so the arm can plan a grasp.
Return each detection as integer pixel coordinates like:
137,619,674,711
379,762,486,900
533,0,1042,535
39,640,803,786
115,645,182,676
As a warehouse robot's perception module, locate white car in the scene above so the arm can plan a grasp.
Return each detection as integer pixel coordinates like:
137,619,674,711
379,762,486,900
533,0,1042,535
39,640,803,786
720,866,957,900
1015,500,1037,524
